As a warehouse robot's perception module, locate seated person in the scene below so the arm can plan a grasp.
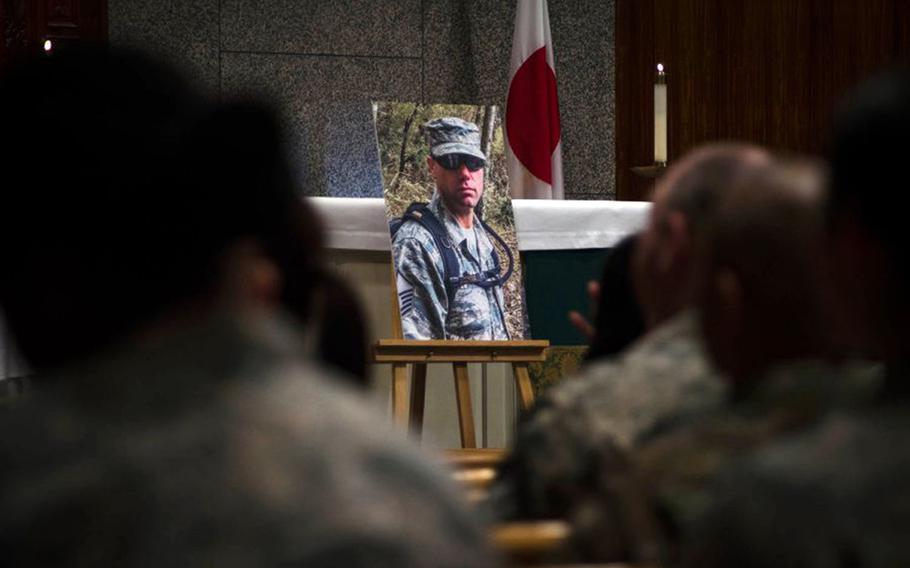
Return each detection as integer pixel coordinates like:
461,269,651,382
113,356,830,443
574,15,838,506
311,269,371,387
581,234,646,363
0,47,494,567
575,159,880,564
490,145,770,544
681,67,910,568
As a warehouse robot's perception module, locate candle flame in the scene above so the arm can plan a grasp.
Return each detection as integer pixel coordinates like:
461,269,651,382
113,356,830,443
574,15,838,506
43,39,53,52
657,63,664,73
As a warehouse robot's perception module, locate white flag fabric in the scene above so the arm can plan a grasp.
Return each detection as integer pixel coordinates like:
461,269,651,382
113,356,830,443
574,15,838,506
505,0,564,199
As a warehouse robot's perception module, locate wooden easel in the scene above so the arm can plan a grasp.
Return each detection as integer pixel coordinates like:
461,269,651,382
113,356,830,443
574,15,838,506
375,271,549,448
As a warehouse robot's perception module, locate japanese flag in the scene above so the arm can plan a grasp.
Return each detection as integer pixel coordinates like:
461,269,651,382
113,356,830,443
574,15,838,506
505,0,563,199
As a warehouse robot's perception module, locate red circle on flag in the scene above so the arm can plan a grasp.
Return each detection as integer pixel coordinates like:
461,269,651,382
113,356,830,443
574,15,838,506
506,46,561,185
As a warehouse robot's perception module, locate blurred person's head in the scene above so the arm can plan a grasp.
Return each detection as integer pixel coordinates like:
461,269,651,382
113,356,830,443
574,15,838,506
699,160,829,384
826,68,910,362
0,47,322,373
310,270,370,387
634,144,771,328
586,234,646,362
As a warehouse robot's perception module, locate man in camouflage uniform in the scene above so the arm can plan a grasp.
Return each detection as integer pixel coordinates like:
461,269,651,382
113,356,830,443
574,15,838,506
680,69,910,568
491,145,772,551
555,160,881,564
0,49,494,567
392,117,509,340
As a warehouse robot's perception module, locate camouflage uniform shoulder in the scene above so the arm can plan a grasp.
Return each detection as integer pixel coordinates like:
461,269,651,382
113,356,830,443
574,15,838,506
0,314,495,567
229,358,497,566
683,401,910,567
491,311,725,527
622,360,882,566
392,192,457,251
393,214,446,257
532,359,881,565
551,310,726,449
394,212,436,240
631,360,880,530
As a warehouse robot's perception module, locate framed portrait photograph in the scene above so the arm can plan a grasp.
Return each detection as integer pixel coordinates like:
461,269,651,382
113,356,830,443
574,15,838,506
375,102,528,341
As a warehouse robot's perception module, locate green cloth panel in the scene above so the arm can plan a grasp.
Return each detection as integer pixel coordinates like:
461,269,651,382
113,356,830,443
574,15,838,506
524,248,612,346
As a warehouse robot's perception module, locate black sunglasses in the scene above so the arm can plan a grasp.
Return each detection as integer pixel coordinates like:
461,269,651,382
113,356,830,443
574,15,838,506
435,153,486,172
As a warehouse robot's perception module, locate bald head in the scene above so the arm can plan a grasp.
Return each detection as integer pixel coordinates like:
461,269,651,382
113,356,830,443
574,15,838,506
699,160,829,382
655,144,772,236
634,144,771,327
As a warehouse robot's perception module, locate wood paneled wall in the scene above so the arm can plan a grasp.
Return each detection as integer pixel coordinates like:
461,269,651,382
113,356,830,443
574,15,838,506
1,0,107,69
615,0,910,201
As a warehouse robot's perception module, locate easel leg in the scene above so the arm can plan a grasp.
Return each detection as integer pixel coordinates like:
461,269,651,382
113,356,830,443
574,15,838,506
512,362,535,412
409,363,427,439
453,362,477,448
392,363,409,426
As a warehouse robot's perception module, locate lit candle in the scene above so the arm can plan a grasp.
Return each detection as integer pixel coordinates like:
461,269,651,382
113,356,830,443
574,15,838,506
654,63,667,164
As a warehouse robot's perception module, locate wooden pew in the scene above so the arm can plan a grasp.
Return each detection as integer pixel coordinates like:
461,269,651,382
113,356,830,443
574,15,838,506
444,448,508,504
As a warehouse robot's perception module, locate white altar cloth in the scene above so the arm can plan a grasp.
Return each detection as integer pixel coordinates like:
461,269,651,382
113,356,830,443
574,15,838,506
308,197,651,251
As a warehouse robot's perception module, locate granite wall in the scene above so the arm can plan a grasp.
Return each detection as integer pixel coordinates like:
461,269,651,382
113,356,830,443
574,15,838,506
109,0,615,199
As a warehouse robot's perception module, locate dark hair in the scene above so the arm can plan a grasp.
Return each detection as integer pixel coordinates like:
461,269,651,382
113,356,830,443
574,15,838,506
829,67,910,278
312,270,369,387
586,234,645,361
0,47,322,370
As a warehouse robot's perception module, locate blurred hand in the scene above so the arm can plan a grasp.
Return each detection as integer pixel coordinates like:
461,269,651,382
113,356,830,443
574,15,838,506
567,280,601,341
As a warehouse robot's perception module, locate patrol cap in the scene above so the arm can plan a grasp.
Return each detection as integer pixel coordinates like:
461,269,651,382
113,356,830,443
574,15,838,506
424,117,486,161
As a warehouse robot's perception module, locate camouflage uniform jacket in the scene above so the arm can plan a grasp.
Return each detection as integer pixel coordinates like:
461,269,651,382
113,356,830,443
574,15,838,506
492,310,726,528
393,191,509,340
0,312,496,567
618,359,882,565
682,364,905,568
